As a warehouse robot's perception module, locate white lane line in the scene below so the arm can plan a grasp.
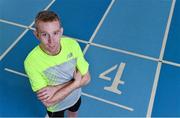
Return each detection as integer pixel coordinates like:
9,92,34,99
146,62,162,117
83,0,116,54
0,0,56,61
0,25,33,61
1,18,180,68
4,67,134,112
44,0,56,10
4,68,27,78
147,0,176,117
162,60,180,67
159,0,176,60
63,35,159,62
0,19,35,30
82,92,134,112
91,42,159,62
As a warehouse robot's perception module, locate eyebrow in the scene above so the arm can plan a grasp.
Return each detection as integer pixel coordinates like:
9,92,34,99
54,29,60,32
39,29,60,34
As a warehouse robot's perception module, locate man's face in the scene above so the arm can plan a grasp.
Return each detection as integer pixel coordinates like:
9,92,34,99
35,20,63,55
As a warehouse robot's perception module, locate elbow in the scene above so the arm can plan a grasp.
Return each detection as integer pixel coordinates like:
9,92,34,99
84,72,91,85
85,76,91,85
80,71,91,87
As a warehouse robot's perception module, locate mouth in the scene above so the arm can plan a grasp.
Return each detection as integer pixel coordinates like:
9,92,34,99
48,45,59,52
48,45,55,49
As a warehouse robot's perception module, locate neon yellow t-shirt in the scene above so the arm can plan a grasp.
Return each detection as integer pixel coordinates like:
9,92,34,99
24,37,89,112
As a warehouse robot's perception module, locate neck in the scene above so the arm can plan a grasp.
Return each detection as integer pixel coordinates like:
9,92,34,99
39,44,61,56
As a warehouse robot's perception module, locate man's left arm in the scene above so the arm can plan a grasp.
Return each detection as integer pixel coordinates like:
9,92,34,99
73,69,91,87
37,71,91,107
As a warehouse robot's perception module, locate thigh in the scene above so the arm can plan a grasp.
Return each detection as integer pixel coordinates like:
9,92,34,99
68,97,81,112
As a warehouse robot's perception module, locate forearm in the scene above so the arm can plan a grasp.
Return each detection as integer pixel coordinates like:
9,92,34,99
46,80,79,104
37,80,74,107
53,71,90,92
53,80,73,93
43,71,91,107
79,72,91,87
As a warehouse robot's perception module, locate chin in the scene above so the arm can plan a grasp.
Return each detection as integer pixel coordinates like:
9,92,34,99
51,50,58,55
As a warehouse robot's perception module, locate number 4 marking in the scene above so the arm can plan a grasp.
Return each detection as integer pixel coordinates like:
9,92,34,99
99,63,126,95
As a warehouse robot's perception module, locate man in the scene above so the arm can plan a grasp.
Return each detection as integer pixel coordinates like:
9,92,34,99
24,10,91,117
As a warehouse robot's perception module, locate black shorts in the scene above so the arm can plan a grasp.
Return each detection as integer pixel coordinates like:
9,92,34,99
47,97,81,117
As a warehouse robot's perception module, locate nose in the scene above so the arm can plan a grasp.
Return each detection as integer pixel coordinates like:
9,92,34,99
48,35,54,44
48,37,52,44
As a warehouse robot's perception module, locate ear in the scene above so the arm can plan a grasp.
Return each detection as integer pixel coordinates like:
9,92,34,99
33,30,40,40
60,27,64,36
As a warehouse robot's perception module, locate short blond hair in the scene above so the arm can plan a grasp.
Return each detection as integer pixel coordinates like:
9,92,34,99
35,10,61,30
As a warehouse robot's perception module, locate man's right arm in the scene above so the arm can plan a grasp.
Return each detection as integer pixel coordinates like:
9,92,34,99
39,70,90,107
38,79,79,107
36,80,73,102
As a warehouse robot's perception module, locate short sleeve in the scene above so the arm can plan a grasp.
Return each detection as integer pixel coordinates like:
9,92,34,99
24,60,48,92
74,41,89,75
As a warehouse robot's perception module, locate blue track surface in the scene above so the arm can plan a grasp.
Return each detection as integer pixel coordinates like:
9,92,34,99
0,0,179,117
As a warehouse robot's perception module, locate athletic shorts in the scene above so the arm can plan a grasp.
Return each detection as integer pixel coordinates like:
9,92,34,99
47,97,81,117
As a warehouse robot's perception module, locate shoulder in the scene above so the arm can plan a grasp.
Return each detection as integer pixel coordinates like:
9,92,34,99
61,37,79,47
24,46,39,66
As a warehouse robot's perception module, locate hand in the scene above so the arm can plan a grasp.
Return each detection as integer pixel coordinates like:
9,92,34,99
42,99,57,107
37,86,56,102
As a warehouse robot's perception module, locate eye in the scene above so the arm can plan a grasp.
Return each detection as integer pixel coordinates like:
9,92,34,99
54,31,60,35
41,33,47,37
54,32,57,35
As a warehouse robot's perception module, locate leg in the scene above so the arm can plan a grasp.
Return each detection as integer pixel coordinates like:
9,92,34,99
67,110,78,118
67,97,81,118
